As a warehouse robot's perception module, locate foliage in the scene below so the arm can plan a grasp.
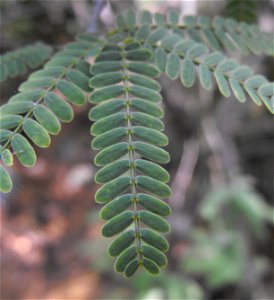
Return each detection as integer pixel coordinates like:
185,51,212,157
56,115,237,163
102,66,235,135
225,0,257,24
0,42,52,82
182,180,272,289
0,10,273,278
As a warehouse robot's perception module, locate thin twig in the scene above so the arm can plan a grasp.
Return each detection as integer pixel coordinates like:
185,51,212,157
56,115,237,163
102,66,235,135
88,0,106,33
169,139,199,210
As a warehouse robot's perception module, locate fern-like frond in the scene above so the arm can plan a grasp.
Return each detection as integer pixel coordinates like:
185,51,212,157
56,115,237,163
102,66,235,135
0,35,104,193
110,10,273,56
89,41,172,277
0,42,53,82
225,0,257,24
113,18,273,114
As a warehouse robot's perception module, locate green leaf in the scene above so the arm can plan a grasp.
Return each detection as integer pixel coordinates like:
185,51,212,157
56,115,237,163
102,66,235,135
199,64,212,90
184,15,196,28
56,80,85,106
22,118,51,148
136,176,171,198
1,149,13,166
132,126,168,146
228,32,249,55
126,10,136,29
180,58,196,87
92,127,128,150
95,159,130,183
89,71,124,88
29,67,64,80
141,244,167,267
216,59,238,73
11,134,36,167
231,66,253,81
243,85,262,105
10,90,44,103
100,194,133,221
131,99,164,118
229,79,246,102
154,48,167,72
0,129,12,143
45,57,77,68
96,50,122,62
129,85,162,102
124,259,139,278
202,29,222,51
102,211,134,237
44,92,74,122
90,112,126,136
0,166,12,193
95,176,131,203
135,24,151,41
245,75,267,88
215,29,236,51
116,14,126,29
94,142,129,166
127,62,160,78
89,85,124,103
140,10,152,24
203,52,225,66
161,34,182,49
168,10,179,25
66,69,92,92
187,43,208,59
135,159,169,182
33,105,61,135
139,210,170,233
77,61,93,77
214,72,231,97
114,245,137,273
0,115,22,130
108,230,136,257
258,83,274,97
134,141,170,164
154,13,166,25
140,228,169,252
137,193,171,216
175,40,195,55
128,73,161,92
166,52,180,80
147,27,168,44
91,61,123,74
0,101,33,115
131,112,164,131
126,49,152,61
88,99,125,121
142,258,160,274
19,78,54,92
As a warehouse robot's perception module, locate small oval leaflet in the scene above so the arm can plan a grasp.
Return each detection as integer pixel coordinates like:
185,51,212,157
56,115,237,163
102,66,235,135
137,193,172,216
139,210,170,233
141,244,167,268
94,142,129,166
95,159,130,183
0,165,12,193
102,211,135,238
11,134,37,167
108,230,136,257
95,176,131,203
114,245,138,273
22,118,51,148
135,175,171,198
100,194,133,221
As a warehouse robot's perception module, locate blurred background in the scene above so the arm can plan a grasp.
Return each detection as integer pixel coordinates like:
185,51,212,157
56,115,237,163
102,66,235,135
0,0,273,299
